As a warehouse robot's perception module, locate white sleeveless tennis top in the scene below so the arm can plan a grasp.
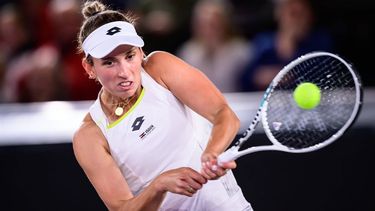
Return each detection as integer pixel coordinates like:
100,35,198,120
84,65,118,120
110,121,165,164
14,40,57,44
89,69,252,211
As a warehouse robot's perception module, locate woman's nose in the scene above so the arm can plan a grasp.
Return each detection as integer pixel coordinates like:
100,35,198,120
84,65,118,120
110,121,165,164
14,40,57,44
118,61,131,77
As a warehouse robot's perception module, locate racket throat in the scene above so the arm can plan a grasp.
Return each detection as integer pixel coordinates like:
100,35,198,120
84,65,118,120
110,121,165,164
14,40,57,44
217,146,241,166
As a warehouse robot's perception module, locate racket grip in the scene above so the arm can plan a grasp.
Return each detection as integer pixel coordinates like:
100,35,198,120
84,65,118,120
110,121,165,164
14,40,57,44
217,147,239,167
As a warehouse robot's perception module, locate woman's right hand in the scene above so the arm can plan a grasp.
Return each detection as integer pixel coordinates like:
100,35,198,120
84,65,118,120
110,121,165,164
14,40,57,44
152,167,207,197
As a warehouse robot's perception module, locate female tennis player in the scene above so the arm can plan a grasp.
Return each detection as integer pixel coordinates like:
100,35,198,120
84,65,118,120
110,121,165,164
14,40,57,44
73,1,252,210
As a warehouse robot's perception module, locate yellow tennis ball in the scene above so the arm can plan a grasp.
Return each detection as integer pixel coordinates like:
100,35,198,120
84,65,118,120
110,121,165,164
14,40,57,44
293,82,321,110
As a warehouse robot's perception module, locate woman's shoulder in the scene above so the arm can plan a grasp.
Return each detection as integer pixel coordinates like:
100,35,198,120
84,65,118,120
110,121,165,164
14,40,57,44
144,51,176,67
73,113,107,150
144,50,189,71
142,51,184,88
72,113,111,167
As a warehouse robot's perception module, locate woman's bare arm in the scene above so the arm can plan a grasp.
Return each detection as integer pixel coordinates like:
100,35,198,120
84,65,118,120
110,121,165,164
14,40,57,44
73,114,206,211
143,51,240,179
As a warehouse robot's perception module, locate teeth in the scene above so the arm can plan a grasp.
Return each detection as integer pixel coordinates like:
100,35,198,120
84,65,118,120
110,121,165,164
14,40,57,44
120,82,131,86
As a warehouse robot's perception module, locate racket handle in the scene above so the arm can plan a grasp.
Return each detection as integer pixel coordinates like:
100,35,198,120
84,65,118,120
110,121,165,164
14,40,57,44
217,146,239,166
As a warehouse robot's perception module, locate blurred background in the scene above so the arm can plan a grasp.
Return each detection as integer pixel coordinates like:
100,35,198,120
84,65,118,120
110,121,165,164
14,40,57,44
0,0,374,210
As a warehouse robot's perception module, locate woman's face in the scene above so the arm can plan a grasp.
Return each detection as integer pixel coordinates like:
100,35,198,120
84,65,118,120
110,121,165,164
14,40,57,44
87,45,143,99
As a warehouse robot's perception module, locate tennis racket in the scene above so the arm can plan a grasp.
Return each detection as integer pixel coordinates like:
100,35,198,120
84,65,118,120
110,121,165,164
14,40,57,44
218,51,363,165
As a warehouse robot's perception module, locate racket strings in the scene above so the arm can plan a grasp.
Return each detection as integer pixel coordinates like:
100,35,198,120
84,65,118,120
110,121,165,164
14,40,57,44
264,55,358,150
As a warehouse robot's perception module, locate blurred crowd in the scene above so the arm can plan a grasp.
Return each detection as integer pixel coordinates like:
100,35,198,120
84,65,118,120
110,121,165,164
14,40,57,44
0,0,336,103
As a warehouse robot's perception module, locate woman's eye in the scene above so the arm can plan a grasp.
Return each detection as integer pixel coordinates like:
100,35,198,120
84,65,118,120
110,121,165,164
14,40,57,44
126,54,135,60
103,60,113,66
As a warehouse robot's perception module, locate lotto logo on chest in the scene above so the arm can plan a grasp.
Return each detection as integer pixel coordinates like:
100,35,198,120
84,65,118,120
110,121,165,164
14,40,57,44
132,116,145,131
131,116,156,140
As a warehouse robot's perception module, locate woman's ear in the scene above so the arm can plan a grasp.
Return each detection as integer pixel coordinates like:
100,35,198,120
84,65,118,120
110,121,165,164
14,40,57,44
82,58,96,79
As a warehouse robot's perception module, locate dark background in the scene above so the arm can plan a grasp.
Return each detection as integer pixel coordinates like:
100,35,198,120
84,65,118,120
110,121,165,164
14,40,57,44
233,0,375,87
133,0,375,87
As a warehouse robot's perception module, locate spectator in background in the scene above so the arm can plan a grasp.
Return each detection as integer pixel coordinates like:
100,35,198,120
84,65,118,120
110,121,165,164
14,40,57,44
240,0,333,91
14,0,51,46
1,0,101,103
0,3,36,102
46,0,101,101
0,4,32,65
130,0,196,53
177,0,252,93
16,45,63,102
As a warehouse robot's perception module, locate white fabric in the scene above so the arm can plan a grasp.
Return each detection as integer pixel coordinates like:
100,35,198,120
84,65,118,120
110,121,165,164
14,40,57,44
89,69,252,210
82,21,144,58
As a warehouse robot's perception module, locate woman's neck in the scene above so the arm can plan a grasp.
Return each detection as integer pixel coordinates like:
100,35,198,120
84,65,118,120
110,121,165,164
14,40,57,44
100,87,142,121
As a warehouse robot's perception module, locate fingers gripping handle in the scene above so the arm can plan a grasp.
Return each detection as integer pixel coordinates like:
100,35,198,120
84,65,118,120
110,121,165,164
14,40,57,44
217,146,240,166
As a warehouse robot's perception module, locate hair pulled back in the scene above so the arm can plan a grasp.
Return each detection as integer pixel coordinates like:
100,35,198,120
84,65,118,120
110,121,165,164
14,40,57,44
77,0,137,54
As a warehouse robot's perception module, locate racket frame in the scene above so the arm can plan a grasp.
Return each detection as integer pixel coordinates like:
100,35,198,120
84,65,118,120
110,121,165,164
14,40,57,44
218,52,362,165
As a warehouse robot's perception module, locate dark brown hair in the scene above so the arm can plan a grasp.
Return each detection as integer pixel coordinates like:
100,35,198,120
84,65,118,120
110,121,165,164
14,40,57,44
77,1,137,57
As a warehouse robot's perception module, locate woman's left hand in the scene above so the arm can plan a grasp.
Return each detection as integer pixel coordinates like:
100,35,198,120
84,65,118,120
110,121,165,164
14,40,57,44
200,151,237,180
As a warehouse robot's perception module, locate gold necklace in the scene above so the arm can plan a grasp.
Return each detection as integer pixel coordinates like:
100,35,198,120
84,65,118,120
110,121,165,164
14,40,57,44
100,88,140,119
114,98,130,116
112,91,139,117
